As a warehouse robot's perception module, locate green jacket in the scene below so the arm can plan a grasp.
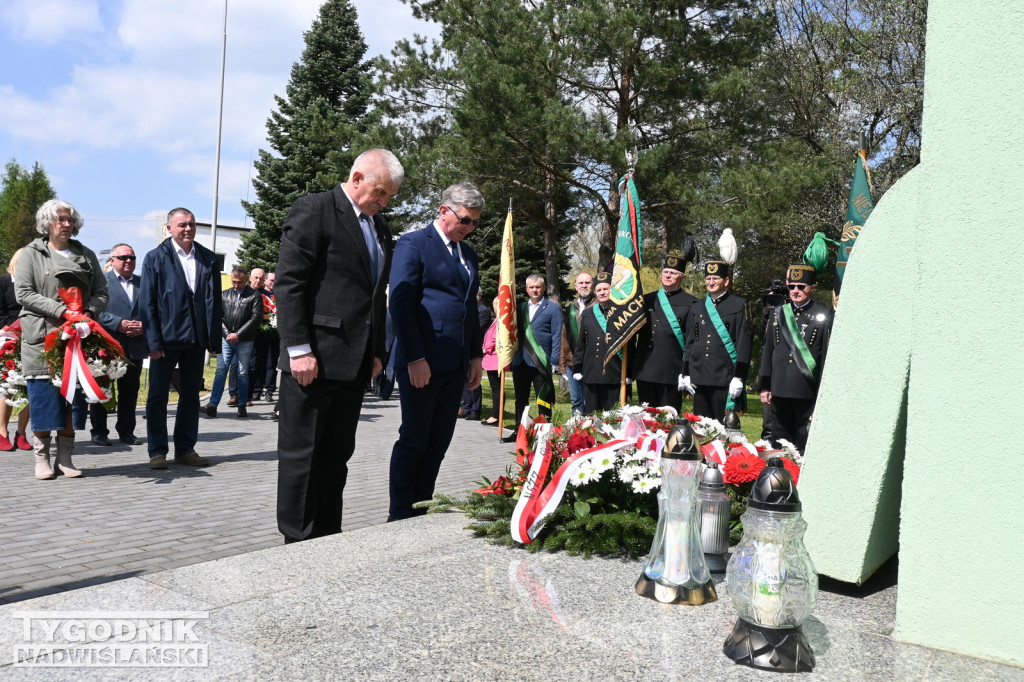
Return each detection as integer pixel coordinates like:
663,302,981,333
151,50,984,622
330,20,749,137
15,237,108,377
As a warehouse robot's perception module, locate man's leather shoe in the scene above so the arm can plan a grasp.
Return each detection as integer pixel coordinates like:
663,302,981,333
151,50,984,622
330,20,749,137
227,397,238,407
464,411,480,421
91,434,113,446
200,404,217,418
264,392,274,403
176,452,210,467
148,455,168,470
237,405,247,418
119,435,142,445
501,434,518,443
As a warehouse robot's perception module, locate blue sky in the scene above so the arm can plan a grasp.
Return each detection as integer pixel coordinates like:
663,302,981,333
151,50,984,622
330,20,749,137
0,0,438,261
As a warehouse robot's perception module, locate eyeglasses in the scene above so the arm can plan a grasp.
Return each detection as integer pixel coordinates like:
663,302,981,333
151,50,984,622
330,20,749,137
787,283,808,291
55,217,75,225
445,206,481,227
113,255,137,262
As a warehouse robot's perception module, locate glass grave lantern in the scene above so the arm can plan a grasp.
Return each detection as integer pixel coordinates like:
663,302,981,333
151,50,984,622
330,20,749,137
723,457,818,672
698,461,732,573
722,409,745,441
635,421,717,605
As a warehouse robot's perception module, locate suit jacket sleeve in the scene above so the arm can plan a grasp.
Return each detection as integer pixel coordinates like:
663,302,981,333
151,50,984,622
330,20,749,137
388,234,426,363
97,273,122,334
139,253,162,353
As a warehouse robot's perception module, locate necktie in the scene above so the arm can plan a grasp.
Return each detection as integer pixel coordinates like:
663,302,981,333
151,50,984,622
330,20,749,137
449,241,459,260
360,214,379,282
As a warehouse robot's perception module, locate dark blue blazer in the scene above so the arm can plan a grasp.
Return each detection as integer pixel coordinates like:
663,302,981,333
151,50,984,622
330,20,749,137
389,224,482,374
513,297,561,368
140,238,223,353
98,270,147,360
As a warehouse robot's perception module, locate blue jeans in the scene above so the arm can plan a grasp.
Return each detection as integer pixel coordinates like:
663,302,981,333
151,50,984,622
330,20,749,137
209,339,253,407
567,366,585,415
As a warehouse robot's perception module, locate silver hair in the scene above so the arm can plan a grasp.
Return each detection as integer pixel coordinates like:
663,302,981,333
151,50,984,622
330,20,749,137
441,181,485,212
351,149,405,187
36,199,84,236
110,242,134,254
526,273,546,286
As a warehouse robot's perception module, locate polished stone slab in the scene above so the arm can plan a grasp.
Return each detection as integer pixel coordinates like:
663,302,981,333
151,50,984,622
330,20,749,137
1,513,1022,680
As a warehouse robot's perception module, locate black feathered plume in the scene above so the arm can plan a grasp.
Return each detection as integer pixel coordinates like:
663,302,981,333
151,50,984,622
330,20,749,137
681,232,698,267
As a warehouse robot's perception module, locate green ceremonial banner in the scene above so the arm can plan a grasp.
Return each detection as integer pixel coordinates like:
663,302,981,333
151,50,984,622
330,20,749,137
834,151,875,297
602,174,646,366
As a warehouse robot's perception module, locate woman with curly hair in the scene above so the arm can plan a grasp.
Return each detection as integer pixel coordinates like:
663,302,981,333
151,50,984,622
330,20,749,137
16,199,107,479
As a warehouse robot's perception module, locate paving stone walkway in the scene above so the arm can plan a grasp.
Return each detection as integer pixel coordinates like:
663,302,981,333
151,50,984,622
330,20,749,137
0,394,514,605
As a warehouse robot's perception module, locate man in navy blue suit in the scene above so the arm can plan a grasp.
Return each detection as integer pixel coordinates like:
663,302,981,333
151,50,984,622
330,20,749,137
388,181,484,520
90,243,146,446
512,273,561,421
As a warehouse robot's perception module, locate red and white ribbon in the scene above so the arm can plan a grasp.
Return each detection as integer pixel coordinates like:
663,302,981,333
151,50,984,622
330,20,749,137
702,439,728,465
511,429,632,544
59,322,109,404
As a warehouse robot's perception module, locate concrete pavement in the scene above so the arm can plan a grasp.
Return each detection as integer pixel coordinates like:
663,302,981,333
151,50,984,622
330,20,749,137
0,394,514,605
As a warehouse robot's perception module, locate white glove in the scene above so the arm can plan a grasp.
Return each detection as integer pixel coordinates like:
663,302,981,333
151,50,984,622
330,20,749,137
729,377,744,398
680,375,695,395
573,373,583,381
625,378,633,385
551,365,559,375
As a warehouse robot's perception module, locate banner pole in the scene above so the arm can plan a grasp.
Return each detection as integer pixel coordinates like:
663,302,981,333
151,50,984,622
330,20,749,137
498,368,506,442
620,345,628,406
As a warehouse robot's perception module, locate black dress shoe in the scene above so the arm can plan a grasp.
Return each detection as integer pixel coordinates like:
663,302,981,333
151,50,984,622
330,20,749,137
91,434,113,446
464,411,480,421
119,435,142,445
501,434,518,443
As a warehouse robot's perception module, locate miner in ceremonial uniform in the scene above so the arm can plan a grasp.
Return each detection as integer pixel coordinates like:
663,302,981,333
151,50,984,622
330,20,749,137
681,259,752,421
758,262,833,453
632,254,697,412
561,271,593,415
573,271,624,413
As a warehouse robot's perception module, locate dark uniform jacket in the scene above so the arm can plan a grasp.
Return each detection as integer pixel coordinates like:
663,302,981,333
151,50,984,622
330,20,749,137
632,287,698,384
561,296,593,370
140,238,223,354
758,299,834,400
684,291,752,387
574,304,623,385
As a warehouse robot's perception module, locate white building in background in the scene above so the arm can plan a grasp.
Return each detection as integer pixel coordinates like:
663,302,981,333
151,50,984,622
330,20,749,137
193,221,254,274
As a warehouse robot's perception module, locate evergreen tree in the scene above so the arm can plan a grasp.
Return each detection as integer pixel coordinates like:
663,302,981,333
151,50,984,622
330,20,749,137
0,160,56,266
238,0,372,271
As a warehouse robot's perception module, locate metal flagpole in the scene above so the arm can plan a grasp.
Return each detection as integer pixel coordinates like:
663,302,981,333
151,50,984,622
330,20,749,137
210,0,228,254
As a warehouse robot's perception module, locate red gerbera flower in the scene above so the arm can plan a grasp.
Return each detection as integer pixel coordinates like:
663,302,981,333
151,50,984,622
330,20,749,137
781,458,801,486
723,452,766,484
683,412,702,423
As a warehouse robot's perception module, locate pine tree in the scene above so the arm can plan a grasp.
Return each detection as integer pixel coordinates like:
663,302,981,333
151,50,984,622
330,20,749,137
238,0,371,271
0,160,56,266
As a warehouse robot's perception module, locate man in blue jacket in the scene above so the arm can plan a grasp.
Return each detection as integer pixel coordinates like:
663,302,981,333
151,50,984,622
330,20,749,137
388,181,484,521
139,208,223,470
512,273,561,422
90,243,147,446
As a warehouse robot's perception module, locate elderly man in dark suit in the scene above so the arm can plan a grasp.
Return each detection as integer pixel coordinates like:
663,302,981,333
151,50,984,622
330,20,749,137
388,181,484,521
90,243,146,446
275,149,404,544
140,208,223,470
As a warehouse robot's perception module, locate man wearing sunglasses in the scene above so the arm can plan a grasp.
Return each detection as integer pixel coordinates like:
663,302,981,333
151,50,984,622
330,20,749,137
91,244,146,446
758,263,834,453
388,181,485,521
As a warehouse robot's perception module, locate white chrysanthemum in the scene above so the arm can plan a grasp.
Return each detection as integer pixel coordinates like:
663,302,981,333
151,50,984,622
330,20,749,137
753,439,772,450
727,433,749,444
5,397,27,408
570,466,591,487
618,464,645,483
776,438,803,464
631,475,661,494
593,452,617,473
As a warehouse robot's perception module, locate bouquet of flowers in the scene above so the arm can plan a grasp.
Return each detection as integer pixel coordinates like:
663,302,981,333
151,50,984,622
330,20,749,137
42,287,128,405
260,293,277,333
423,404,803,557
0,321,27,409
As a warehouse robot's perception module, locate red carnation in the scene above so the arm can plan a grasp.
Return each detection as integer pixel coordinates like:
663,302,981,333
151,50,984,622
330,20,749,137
723,452,766,484
4,359,14,370
782,458,801,486
683,412,701,423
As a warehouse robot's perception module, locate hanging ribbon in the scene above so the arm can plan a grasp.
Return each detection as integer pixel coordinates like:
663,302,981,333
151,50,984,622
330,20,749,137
58,322,110,403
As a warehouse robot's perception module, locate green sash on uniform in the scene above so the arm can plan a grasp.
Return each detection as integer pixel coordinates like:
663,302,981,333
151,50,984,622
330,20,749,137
520,302,554,409
704,296,738,410
780,303,819,383
656,289,686,359
592,304,623,363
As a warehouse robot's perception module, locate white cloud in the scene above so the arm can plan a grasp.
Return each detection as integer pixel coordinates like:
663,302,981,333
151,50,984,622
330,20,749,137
0,0,102,45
